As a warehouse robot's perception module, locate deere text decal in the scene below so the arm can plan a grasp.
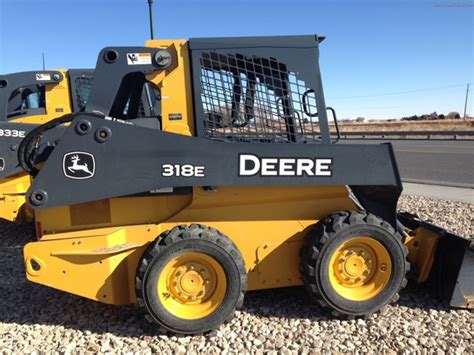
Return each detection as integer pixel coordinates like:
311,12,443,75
239,154,332,177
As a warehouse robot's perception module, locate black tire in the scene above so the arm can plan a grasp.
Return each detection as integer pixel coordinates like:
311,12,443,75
300,211,409,317
135,224,247,334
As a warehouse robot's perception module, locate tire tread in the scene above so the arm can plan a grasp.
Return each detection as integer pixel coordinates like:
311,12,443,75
135,224,247,334
300,210,409,318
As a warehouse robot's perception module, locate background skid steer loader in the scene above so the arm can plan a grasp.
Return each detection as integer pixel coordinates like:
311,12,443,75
0,69,159,223
0,69,93,222
16,36,473,334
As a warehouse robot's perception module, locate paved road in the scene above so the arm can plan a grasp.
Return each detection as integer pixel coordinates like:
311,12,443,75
342,140,474,187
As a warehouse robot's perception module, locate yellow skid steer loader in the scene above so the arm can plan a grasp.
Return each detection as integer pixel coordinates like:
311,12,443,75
0,69,158,223
13,36,472,334
0,69,93,222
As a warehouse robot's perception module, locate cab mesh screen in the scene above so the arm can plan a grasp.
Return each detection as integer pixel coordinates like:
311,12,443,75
199,52,321,143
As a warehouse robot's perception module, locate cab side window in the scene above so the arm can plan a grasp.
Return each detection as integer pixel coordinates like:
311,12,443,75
7,85,46,119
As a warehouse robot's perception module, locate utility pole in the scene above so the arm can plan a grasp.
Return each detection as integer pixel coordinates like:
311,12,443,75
42,52,45,70
463,83,469,120
147,0,155,40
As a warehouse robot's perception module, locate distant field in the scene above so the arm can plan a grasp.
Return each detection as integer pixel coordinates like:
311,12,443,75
333,119,473,132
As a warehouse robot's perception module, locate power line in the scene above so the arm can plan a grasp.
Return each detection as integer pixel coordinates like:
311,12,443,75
328,83,470,100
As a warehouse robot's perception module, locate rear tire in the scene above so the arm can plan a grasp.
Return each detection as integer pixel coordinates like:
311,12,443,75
135,224,246,334
301,211,409,317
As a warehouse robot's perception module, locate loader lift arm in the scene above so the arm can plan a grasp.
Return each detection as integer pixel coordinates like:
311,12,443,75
84,47,173,118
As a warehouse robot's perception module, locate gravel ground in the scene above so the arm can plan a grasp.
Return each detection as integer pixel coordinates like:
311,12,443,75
0,195,472,353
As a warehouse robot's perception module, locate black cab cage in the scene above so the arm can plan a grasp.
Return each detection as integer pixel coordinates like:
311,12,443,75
188,35,332,144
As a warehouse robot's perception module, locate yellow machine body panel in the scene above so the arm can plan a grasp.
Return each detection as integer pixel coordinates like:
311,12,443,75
145,39,195,136
35,193,193,234
24,225,158,304
0,173,32,222
26,185,356,304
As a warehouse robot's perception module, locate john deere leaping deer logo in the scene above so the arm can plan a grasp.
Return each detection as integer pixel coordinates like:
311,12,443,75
63,152,95,179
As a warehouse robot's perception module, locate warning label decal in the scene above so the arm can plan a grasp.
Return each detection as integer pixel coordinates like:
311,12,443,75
127,52,152,65
36,73,51,81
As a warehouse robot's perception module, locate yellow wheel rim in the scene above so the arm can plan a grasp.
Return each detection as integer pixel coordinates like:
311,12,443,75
328,237,392,301
157,252,227,320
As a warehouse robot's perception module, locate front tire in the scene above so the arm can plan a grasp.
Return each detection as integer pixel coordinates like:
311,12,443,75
301,211,409,317
135,224,247,334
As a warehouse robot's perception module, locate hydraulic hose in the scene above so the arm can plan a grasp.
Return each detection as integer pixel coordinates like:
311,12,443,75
18,112,102,177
